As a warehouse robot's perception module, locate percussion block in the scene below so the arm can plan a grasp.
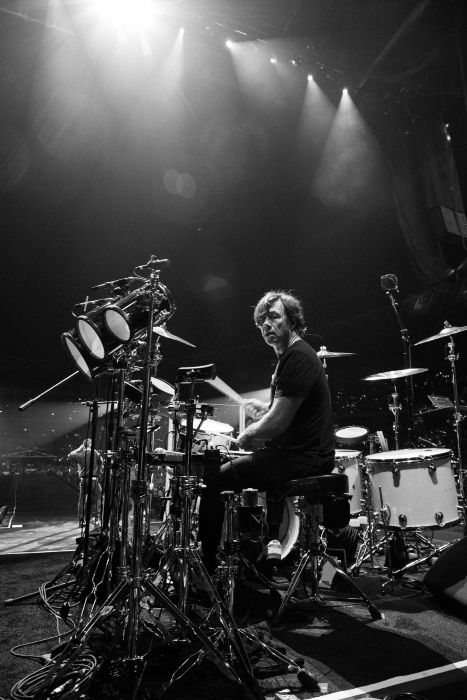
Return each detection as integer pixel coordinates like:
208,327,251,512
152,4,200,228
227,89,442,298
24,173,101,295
424,537,467,620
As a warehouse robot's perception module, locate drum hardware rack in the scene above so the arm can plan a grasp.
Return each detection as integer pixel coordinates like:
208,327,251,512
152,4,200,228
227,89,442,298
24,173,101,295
7,258,263,699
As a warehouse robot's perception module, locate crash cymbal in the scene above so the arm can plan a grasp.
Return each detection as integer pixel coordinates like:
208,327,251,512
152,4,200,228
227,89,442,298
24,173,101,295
363,368,428,381
317,346,356,358
414,322,467,346
153,325,196,348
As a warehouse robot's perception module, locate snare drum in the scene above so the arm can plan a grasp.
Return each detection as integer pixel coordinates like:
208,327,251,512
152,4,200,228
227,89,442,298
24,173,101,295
334,449,363,515
365,448,459,529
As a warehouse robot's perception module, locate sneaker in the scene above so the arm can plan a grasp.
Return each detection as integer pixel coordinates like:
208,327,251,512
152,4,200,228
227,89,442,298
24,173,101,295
266,539,282,560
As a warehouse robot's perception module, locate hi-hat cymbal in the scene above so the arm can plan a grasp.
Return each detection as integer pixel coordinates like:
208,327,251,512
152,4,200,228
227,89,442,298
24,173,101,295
180,417,234,434
153,325,196,348
363,368,428,382
317,346,356,358
414,322,467,346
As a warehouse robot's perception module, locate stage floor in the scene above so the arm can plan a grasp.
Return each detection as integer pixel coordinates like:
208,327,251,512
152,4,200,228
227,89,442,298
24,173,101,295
1,514,467,699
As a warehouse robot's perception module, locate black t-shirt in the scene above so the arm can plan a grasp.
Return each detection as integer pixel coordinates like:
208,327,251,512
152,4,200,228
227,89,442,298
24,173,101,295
268,338,335,468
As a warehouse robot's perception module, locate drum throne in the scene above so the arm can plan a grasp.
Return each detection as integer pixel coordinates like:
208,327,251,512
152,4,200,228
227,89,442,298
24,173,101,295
275,473,382,621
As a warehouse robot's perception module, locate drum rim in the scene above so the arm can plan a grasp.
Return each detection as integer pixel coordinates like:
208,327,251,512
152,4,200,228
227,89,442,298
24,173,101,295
61,331,94,381
76,316,107,360
365,447,452,464
335,425,369,437
335,449,362,458
104,305,132,341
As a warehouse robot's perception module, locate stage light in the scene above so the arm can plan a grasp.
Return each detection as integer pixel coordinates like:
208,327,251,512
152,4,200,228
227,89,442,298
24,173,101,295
94,0,155,33
226,39,233,48
343,87,349,95
270,57,277,64
307,74,313,82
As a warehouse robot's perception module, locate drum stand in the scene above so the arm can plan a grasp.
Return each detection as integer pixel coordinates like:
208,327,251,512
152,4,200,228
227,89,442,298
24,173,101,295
388,381,402,451
383,277,415,446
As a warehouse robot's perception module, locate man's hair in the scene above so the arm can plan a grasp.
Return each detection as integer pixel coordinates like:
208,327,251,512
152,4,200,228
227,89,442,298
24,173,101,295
253,290,307,337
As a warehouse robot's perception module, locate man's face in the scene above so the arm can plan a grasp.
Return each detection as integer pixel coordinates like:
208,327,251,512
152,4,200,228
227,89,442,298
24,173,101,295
258,299,293,351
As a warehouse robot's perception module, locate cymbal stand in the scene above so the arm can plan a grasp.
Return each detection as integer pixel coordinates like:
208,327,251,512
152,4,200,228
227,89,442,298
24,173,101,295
383,282,415,446
388,380,402,450
445,336,466,516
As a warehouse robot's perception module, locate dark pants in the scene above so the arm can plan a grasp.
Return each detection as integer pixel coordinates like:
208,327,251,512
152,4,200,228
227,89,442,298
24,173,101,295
198,446,332,572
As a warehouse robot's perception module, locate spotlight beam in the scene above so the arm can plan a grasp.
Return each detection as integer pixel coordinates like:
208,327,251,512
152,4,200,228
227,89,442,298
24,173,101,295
357,0,430,90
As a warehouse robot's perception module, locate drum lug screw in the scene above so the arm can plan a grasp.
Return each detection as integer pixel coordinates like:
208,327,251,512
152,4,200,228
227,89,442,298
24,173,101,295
398,514,407,527
435,511,444,525
428,461,437,475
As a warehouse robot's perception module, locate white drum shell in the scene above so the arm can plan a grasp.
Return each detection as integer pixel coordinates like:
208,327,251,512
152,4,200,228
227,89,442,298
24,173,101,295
258,494,300,560
334,449,362,515
365,448,459,529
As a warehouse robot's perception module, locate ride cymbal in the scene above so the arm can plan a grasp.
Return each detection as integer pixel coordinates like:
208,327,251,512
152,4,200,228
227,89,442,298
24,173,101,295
414,322,467,346
363,368,428,381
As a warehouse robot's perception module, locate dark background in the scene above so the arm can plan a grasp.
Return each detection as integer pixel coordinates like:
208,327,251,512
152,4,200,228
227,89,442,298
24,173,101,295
1,0,467,459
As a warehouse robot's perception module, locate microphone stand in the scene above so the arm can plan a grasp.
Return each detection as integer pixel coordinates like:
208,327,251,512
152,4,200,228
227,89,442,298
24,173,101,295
383,285,415,448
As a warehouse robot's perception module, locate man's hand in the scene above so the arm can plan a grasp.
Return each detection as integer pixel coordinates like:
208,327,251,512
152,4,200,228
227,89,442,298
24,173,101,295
243,399,268,421
237,428,255,450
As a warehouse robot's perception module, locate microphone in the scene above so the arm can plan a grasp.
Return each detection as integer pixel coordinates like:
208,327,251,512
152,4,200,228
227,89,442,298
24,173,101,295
380,273,399,293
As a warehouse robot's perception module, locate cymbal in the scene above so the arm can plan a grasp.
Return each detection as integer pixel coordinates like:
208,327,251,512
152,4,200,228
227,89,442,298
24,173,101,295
180,417,234,434
414,323,467,346
317,346,356,358
153,325,196,348
363,367,428,382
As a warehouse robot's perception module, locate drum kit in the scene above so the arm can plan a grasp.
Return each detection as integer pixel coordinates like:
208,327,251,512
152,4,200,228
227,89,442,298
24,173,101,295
11,255,467,695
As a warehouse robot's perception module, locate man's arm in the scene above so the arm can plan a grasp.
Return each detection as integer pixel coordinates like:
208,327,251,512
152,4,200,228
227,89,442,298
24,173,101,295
237,395,303,449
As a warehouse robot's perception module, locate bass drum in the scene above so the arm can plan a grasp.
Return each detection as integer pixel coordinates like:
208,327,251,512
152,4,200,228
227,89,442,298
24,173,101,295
365,448,459,529
334,449,363,515
258,494,300,560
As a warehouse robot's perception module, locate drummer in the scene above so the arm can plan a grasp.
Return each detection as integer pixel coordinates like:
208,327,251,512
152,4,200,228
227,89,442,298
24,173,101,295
198,290,335,576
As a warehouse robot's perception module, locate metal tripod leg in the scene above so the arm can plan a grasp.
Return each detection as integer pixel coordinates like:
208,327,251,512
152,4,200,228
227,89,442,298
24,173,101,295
276,549,313,617
149,543,262,699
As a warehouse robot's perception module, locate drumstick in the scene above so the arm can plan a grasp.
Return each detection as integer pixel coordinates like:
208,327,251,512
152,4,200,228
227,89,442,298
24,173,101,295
206,376,244,404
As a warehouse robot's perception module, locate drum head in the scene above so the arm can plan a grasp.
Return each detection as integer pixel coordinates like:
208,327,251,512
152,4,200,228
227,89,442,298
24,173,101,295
335,425,369,447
